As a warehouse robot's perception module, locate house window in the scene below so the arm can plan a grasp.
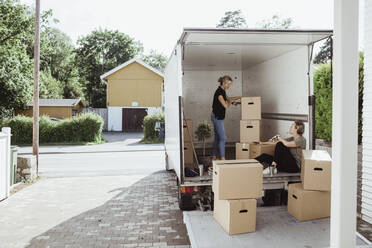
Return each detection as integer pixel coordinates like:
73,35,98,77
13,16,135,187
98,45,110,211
72,109,78,117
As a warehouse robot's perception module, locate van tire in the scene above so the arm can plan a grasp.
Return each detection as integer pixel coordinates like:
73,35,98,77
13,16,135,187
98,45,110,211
178,185,195,211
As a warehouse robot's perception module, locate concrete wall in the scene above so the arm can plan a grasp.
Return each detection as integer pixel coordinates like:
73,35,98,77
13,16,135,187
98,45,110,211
106,62,163,107
182,70,242,143
242,46,310,146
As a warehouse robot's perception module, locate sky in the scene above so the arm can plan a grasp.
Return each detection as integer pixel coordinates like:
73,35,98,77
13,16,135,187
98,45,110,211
21,0,365,57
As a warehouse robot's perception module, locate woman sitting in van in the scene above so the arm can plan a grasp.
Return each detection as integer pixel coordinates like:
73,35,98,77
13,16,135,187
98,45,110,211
255,121,306,174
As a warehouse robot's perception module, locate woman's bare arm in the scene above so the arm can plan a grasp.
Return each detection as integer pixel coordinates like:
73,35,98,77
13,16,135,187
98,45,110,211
218,95,230,108
278,137,297,147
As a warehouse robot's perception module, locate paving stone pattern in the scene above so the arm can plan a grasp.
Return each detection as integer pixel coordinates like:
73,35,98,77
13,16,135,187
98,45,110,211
27,171,190,248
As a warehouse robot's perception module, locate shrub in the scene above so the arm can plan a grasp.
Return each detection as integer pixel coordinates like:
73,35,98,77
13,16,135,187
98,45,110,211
1,113,103,145
195,121,212,156
142,112,164,143
314,52,364,143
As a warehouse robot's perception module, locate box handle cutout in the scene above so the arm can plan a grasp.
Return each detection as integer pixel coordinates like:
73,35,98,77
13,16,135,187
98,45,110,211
214,171,217,175
314,167,323,171
184,147,188,150
239,209,248,213
248,102,254,105
292,195,298,199
183,125,187,128
242,149,248,151
246,125,253,128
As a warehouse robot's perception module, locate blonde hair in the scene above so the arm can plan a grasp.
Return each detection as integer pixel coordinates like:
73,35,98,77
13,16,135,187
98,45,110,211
218,75,232,85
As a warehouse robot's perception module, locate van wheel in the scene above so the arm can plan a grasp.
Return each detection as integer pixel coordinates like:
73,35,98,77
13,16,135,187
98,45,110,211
178,185,195,211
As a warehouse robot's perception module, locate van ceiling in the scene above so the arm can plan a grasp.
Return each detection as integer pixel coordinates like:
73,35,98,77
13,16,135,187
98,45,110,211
180,28,333,71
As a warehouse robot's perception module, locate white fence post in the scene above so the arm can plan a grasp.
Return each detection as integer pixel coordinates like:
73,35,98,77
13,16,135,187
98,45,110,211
0,127,11,201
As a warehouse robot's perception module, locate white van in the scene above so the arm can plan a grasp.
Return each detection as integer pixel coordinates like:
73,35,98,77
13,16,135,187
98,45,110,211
164,28,332,210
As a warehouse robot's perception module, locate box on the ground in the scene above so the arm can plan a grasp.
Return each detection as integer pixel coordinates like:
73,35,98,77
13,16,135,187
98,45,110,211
184,142,194,165
249,143,276,159
301,150,332,191
241,97,261,120
240,120,261,143
214,198,257,235
287,183,331,222
212,160,263,200
235,143,250,159
183,119,193,142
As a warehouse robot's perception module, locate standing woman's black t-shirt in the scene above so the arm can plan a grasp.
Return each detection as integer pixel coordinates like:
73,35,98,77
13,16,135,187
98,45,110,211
212,87,227,120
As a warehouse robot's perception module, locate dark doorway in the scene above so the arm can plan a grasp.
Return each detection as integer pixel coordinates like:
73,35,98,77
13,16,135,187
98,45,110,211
122,108,147,132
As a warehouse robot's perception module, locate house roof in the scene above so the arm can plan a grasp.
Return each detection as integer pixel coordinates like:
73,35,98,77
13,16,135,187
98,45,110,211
27,99,84,107
100,57,164,80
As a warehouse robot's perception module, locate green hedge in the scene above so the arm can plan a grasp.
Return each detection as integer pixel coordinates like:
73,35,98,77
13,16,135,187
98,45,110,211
314,52,364,143
1,113,103,145
142,112,164,143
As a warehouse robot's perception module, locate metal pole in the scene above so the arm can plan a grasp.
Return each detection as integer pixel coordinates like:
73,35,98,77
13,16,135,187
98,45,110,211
33,0,40,174
331,0,359,247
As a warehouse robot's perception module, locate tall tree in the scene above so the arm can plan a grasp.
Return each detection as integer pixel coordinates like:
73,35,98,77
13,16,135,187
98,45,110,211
216,10,247,28
75,29,143,107
0,0,34,117
141,50,168,73
313,38,332,64
256,14,294,29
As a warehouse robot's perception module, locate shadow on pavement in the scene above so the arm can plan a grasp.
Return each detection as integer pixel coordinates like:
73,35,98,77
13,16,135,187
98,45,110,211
26,170,190,248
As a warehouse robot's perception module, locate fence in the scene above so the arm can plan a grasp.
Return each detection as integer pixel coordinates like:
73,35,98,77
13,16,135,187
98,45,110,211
82,108,108,131
0,128,11,201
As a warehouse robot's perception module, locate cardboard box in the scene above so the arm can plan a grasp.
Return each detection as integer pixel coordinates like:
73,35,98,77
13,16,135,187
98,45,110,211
235,143,250,159
287,183,331,222
183,119,193,142
212,160,263,200
214,198,257,235
301,150,332,191
184,142,194,165
241,97,261,120
249,143,276,159
240,120,261,143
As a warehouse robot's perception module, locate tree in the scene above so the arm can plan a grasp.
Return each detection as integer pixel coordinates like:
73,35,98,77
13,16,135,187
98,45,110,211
313,38,332,64
0,0,34,117
75,29,143,107
256,14,294,29
195,121,212,157
216,10,247,28
141,50,168,73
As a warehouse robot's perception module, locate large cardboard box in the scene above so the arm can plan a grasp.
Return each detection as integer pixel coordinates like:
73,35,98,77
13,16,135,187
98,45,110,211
184,142,194,165
241,97,261,120
235,143,250,159
287,183,331,222
214,198,257,235
183,119,193,142
301,150,332,191
240,120,261,143
212,160,263,200
249,143,276,159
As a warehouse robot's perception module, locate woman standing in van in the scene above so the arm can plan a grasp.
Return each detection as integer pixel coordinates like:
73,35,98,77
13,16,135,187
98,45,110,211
211,75,241,160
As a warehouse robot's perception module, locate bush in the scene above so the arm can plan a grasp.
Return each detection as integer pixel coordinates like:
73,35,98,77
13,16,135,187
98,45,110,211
142,112,164,143
1,113,103,145
314,52,364,143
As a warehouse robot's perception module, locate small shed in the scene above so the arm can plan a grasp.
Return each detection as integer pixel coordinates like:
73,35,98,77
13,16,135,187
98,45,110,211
100,57,164,132
15,99,85,119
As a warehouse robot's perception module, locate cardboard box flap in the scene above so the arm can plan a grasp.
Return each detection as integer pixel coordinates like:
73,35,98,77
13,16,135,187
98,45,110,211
303,150,331,162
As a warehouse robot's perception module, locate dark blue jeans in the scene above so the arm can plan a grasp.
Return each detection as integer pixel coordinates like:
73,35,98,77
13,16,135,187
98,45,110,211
211,112,226,158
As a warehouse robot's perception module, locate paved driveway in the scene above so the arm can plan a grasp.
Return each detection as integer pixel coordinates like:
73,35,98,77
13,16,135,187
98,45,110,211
0,132,190,248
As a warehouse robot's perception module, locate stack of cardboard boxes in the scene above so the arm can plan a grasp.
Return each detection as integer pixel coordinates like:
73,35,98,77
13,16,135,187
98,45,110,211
183,119,194,166
236,97,276,160
213,159,263,234
288,150,332,221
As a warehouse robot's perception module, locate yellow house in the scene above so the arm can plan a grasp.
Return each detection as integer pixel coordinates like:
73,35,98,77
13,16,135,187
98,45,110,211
15,99,85,119
100,57,164,132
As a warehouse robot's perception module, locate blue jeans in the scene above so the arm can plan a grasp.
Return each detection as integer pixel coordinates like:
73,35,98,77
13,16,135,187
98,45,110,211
211,113,226,158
